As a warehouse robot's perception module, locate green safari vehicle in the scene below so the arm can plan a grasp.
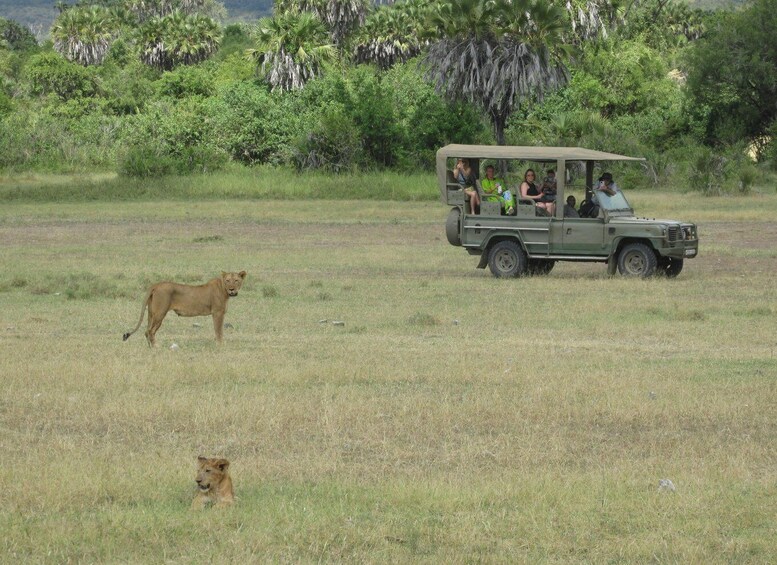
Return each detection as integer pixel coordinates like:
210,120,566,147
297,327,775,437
439,144,699,278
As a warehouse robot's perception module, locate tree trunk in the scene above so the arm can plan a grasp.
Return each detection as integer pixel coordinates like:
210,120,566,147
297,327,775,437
493,114,506,146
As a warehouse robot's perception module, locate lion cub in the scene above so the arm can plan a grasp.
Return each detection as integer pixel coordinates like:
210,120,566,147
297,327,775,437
191,456,234,510
123,271,246,346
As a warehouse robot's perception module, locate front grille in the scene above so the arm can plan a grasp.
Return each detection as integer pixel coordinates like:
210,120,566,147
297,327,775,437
667,226,680,241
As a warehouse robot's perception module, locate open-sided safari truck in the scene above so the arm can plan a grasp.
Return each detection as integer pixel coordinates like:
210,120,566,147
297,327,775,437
438,144,699,278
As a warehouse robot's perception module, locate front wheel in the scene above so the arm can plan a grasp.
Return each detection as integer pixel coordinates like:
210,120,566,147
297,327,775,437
617,243,657,278
658,257,684,278
488,240,527,278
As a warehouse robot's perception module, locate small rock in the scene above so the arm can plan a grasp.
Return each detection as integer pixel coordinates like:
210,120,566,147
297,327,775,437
319,319,329,324
648,391,657,400
332,320,345,326
453,320,460,325
169,343,180,351
658,479,676,492
54,292,61,296
192,323,202,328
223,323,234,329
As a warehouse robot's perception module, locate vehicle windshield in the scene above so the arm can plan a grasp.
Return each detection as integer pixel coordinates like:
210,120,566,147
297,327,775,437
595,190,632,212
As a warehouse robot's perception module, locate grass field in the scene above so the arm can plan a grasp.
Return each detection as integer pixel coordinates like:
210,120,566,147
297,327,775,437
1,191,776,563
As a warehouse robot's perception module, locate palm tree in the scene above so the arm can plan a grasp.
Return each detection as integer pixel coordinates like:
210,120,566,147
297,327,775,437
276,0,369,46
137,10,221,70
125,0,226,22
246,10,335,92
352,0,431,69
51,5,118,66
424,0,570,145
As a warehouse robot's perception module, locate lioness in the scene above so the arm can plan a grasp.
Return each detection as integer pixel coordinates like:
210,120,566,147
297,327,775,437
191,456,234,510
123,271,246,346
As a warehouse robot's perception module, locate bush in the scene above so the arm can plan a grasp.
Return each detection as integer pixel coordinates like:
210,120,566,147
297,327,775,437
23,52,96,100
293,103,363,172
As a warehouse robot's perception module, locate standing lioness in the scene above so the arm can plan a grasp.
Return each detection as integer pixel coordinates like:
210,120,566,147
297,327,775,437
123,271,246,346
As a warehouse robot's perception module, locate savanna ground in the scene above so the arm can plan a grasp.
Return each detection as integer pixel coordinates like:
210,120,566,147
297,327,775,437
0,186,776,563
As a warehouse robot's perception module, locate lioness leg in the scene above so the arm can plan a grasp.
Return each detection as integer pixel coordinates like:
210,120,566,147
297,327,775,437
145,291,171,346
212,311,225,343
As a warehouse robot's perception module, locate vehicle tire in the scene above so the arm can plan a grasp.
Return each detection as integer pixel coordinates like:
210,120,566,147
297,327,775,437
445,207,462,246
488,240,527,278
617,243,658,278
658,257,684,278
527,259,555,276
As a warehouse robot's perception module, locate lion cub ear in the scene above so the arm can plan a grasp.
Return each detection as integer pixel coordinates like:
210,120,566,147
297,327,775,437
197,455,208,464
238,271,246,279
215,458,230,471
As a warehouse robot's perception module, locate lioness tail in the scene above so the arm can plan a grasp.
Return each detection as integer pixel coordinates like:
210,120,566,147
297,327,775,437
123,288,153,341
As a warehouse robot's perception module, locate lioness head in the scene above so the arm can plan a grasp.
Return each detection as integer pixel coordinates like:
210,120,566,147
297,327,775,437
221,271,247,297
195,456,230,492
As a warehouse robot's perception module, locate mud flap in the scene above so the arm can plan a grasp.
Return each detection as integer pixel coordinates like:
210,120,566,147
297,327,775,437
476,251,488,269
607,254,618,276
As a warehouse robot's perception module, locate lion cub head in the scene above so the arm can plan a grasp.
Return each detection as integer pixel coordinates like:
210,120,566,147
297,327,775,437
191,456,234,510
222,271,247,297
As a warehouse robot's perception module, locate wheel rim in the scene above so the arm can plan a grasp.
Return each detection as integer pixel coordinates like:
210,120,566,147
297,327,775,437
495,250,517,273
623,251,646,275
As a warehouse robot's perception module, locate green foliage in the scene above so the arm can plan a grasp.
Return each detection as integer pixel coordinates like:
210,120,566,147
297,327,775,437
156,63,216,98
684,0,777,149
570,39,672,118
204,80,306,164
349,66,403,167
23,51,97,100
293,102,363,171
118,96,228,175
0,17,38,52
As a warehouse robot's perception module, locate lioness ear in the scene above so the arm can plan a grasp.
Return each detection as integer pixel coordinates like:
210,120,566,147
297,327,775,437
197,455,208,464
238,271,246,279
221,271,227,279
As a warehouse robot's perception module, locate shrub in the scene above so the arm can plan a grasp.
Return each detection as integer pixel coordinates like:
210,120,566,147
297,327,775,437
23,52,96,100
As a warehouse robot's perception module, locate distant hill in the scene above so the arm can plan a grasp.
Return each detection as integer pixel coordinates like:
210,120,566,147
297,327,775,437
0,0,273,39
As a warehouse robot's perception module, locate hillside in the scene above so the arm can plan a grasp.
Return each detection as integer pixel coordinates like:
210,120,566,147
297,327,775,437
0,0,272,39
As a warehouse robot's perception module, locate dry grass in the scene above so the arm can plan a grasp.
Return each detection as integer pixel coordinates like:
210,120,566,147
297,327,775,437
0,193,776,563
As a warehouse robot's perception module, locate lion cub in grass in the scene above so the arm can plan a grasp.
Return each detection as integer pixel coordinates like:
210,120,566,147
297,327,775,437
191,456,234,510
123,271,246,346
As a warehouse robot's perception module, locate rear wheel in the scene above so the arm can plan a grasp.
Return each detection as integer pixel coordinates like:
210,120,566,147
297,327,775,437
527,259,555,276
617,243,657,278
658,257,684,278
488,240,527,278
445,208,462,246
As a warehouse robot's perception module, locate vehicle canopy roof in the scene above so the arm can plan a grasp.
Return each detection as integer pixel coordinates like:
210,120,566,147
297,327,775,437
436,144,646,163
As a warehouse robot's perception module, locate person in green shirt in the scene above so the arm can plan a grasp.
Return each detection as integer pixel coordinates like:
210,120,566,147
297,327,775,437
480,165,515,215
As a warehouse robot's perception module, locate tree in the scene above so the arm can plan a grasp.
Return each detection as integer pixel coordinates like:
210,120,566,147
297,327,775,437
137,10,222,70
352,0,431,69
0,18,38,52
247,10,335,92
276,0,369,46
684,0,777,152
51,5,118,66
424,0,570,145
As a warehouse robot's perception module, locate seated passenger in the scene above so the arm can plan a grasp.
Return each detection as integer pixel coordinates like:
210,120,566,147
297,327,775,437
564,195,579,217
481,165,515,215
519,169,552,214
453,158,479,214
540,169,557,215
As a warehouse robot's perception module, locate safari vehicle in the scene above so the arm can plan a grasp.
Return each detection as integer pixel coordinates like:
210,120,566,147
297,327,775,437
439,144,698,278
